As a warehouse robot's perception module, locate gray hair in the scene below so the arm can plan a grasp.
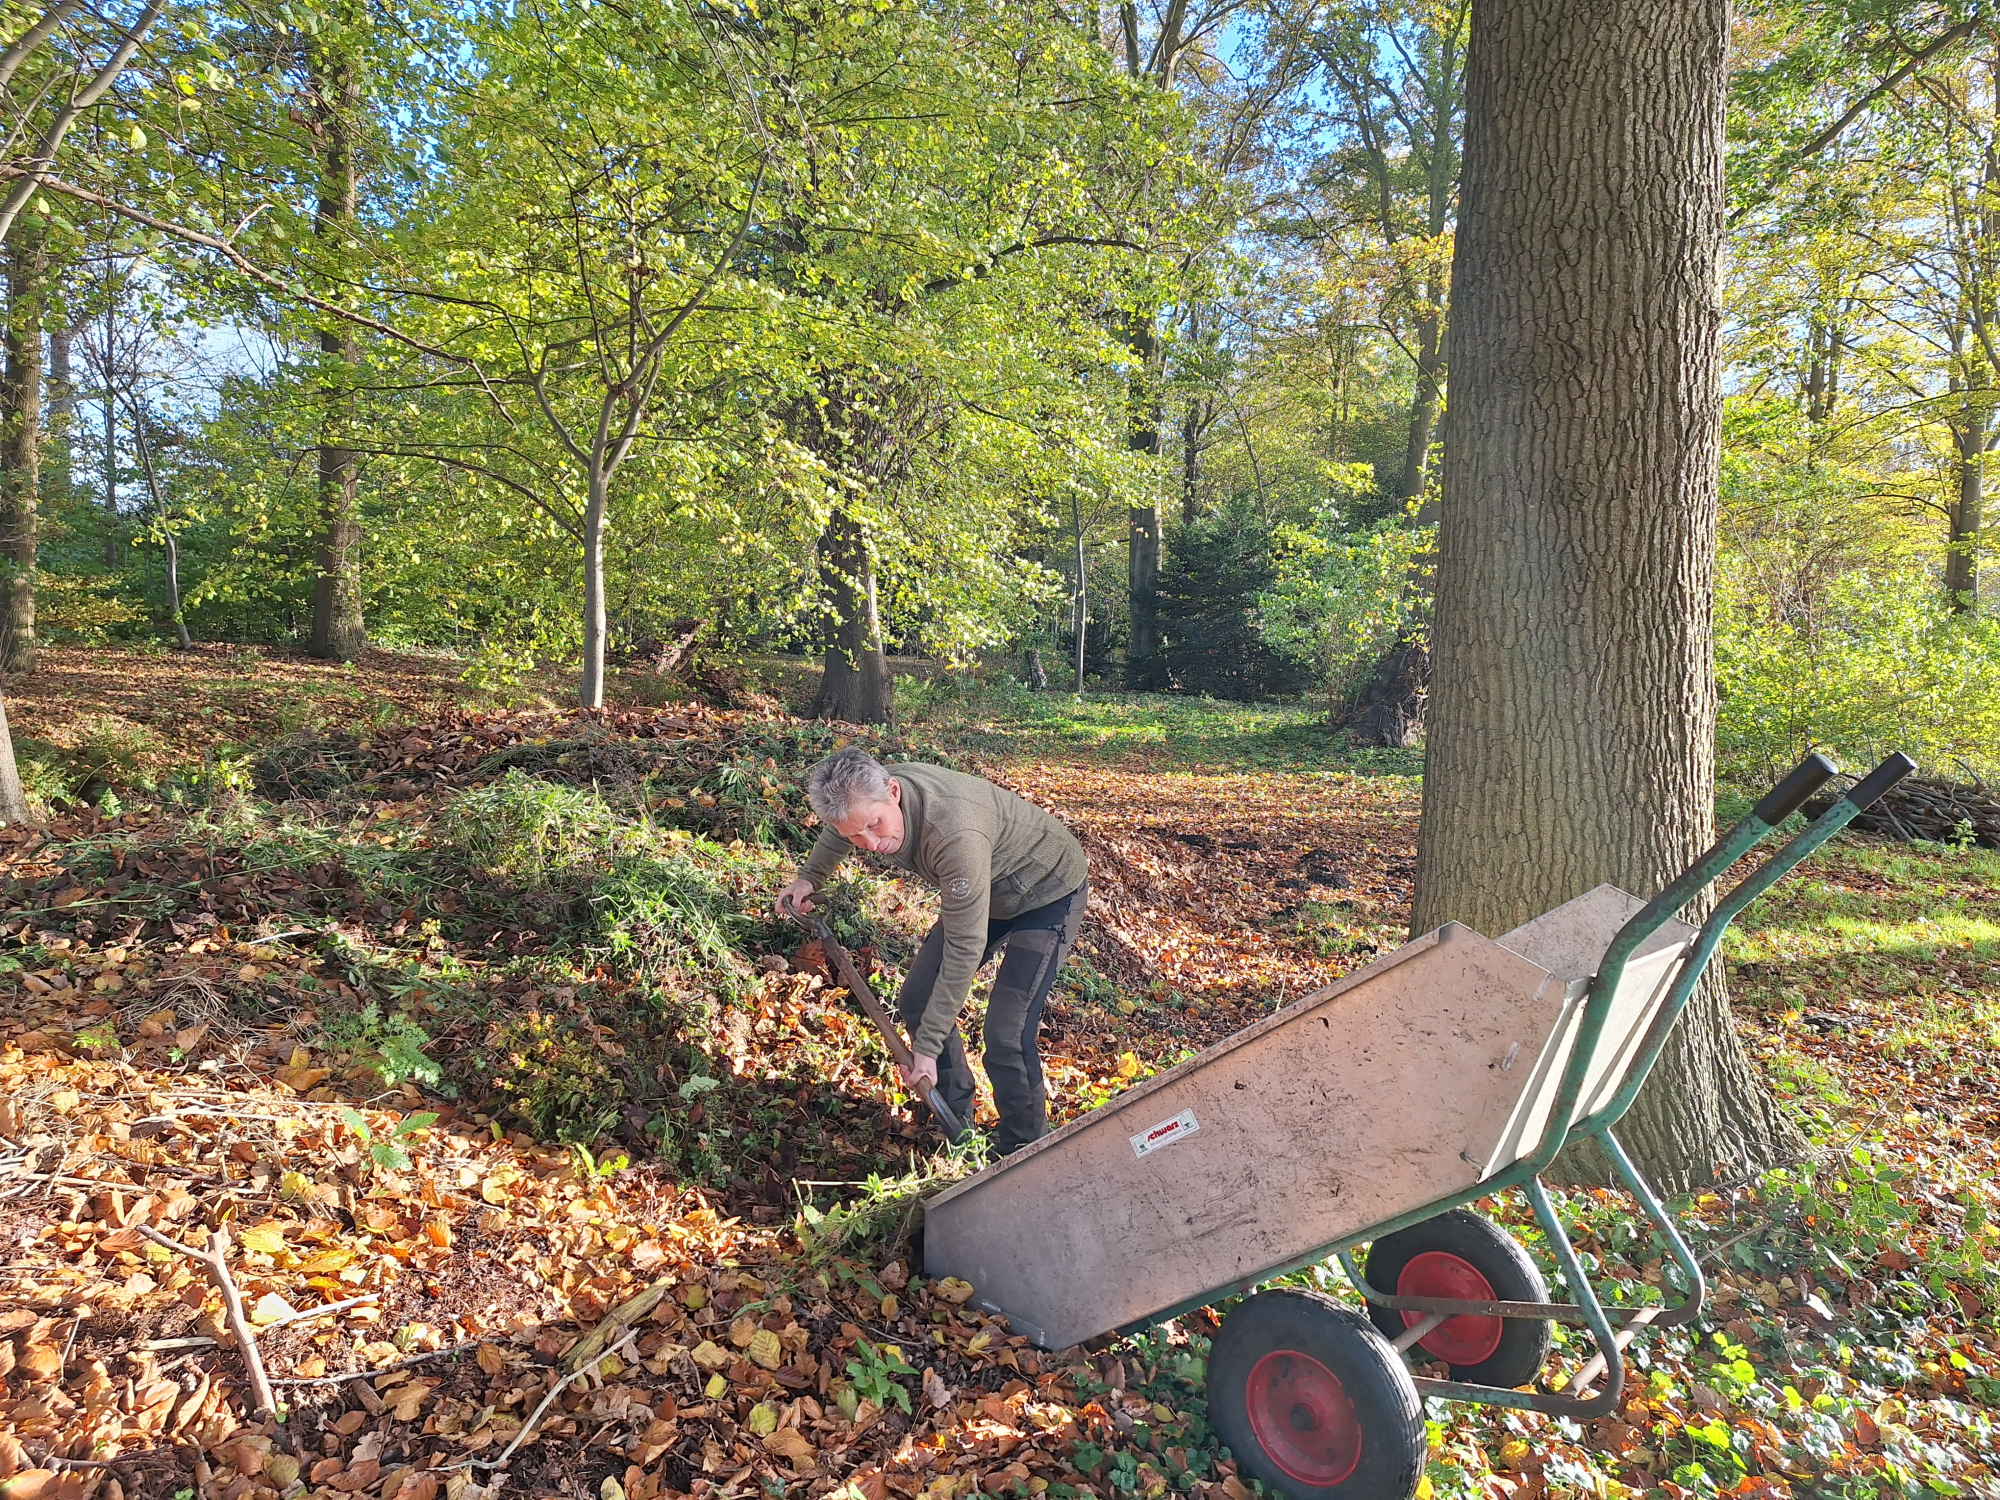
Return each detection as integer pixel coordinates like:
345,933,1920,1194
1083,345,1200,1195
806,747,894,824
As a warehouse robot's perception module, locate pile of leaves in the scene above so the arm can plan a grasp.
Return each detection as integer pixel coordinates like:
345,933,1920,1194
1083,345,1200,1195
0,1020,1223,1500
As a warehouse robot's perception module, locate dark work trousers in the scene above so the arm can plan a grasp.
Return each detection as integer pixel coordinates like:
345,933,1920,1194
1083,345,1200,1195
895,880,1087,1155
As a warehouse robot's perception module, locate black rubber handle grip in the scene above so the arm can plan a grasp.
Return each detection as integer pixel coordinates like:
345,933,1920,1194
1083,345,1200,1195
1752,753,1840,826
1846,751,1918,811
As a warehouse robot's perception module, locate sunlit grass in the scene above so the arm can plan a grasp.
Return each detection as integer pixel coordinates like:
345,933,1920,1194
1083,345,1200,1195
903,679,1425,776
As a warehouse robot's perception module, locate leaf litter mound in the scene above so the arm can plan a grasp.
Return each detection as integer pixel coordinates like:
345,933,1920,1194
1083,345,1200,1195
0,680,1996,1500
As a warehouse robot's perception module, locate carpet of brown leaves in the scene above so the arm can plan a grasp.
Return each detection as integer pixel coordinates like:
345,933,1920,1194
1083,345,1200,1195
3,653,1997,1500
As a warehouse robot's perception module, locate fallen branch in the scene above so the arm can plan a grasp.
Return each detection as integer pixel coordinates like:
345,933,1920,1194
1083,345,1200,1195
135,1225,279,1423
446,1331,640,1476
558,1277,675,1375
271,1339,481,1387
245,928,323,947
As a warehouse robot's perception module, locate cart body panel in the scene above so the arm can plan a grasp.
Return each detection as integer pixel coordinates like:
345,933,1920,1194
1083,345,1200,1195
924,887,1694,1349
1482,886,1697,1175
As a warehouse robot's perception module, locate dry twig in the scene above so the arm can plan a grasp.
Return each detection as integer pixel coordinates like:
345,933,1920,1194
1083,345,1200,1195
258,1291,380,1334
445,1331,640,1477
272,1339,482,1387
135,1225,279,1423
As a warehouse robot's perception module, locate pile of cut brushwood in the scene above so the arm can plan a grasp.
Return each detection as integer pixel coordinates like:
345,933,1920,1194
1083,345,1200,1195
1806,773,1999,848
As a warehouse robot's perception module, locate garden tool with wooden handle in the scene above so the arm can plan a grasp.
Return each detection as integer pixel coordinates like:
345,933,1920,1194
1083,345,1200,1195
781,902,969,1144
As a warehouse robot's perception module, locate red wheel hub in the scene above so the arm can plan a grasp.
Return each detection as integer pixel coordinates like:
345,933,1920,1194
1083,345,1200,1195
1397,1251,1503,1366
1245,1350,1363,1486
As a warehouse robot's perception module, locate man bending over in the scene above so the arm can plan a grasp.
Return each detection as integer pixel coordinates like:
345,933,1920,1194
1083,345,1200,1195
776,748,1088,1155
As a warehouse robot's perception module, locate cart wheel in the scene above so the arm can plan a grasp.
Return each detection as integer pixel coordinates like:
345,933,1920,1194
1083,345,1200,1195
1362,1210,1552,1387
1207,1288,1424,1500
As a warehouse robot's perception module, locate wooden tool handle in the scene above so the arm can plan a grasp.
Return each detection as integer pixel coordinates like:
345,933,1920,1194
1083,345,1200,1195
809,916,967,1142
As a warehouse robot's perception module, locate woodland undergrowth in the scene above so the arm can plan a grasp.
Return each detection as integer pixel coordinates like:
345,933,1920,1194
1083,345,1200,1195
0,656,1994,1500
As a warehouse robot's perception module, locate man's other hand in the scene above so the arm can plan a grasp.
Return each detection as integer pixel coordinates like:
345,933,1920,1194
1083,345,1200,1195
775,879,817,917
901,1053,939,1094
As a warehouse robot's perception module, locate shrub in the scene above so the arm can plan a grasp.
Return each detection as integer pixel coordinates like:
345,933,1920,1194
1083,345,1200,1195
1716,569,2000,783
1258,500,1432,710
34,570,148,644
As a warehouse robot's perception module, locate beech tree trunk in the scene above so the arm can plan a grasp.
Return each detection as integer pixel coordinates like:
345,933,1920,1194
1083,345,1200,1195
309,42,365,662
1414,0,1801,1192
0,213,45,674
580,475,609,708
812,509,893,723
0,689,30,825
1946,403,1988,611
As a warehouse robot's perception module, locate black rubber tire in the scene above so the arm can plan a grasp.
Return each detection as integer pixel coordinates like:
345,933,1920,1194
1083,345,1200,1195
1207,1288,1424,1500
1362,1209,1552,1387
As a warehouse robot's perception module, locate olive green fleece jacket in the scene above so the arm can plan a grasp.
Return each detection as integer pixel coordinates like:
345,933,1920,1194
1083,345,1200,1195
797,763,1087,1058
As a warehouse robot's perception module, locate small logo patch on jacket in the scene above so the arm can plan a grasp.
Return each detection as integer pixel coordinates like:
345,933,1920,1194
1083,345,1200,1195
947,876,974,899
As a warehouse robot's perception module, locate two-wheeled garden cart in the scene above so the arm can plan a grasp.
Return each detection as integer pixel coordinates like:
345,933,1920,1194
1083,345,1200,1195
922,752,1916,1500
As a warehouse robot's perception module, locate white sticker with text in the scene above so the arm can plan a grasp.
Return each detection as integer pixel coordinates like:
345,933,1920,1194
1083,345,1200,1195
1131,1108,1201,1159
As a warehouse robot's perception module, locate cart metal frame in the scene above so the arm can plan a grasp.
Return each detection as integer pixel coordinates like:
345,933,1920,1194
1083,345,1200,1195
1093,751,1916,1421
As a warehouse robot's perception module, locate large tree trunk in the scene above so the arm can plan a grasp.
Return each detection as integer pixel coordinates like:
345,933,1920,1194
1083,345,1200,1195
0,689,30,825
308,41,365,662
811,509,893,723
0,213,45,674
1125,315,1167,691
1946,402,1987,612
1414,0,1800,1193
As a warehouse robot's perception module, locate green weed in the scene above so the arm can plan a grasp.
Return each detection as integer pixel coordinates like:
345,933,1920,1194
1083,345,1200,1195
336,1105,440,1172
479,1010,624,1144
318,1002,443,1089
587,840,752,984
439,770,638,885
843,1338,916,1414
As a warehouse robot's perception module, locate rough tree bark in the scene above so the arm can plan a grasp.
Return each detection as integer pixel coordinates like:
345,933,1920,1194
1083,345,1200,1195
0,211,46,673
308,39,365,662
1414,0,1802,1191
811,509,894,724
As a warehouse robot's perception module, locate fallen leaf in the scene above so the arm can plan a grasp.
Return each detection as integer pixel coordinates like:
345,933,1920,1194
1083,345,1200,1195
240,1222,288,1255
923,1367,952,1410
